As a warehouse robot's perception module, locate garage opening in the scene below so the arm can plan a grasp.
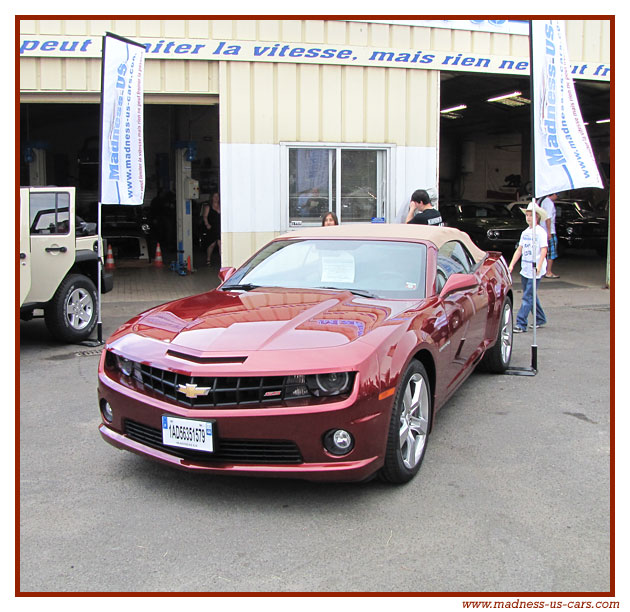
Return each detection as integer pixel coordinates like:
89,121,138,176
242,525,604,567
20,102,220,269
438,72,610,207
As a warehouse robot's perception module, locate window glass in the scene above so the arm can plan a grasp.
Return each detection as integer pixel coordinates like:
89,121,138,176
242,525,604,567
460,203,513,219
436,240,474,292
29,192,70,235
224,239,426,300
340,150,379,222
288,146,387,227
289,149,334,225
556,203,581,220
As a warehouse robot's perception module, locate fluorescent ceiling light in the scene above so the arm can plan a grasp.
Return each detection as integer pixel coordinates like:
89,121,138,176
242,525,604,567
488,94,531,108
596,118,610,124
487,91,522,102
441,104,467,113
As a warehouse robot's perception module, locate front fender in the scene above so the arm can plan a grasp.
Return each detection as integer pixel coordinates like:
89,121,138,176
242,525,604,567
357,313,440,399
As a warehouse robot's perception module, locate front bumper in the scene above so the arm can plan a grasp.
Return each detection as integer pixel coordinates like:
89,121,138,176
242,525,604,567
98,372,392,482
560,235,607,250
102,269,114,294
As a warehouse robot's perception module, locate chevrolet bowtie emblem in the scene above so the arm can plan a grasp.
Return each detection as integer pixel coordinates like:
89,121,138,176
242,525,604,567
177,383,212,399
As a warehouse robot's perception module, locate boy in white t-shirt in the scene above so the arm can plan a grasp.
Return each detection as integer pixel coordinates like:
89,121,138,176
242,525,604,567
508,203,549,333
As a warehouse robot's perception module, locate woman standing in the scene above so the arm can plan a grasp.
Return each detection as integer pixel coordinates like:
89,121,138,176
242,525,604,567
201,192,221,265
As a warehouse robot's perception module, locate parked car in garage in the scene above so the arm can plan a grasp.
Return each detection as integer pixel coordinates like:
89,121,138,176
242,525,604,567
102,204,152,262
98,224,513,484
554,199,609,257
440,201,524,255
78,200,154,262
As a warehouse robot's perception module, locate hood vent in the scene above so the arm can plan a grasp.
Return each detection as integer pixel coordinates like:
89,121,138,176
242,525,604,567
167,349,247,364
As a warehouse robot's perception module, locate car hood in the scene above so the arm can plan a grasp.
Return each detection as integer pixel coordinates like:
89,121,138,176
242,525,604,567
113,287,420,353
459,217,524,230
563,216,607,226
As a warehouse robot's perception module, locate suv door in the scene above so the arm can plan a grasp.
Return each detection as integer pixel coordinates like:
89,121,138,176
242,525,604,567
19,188,31,304
26,187,76,304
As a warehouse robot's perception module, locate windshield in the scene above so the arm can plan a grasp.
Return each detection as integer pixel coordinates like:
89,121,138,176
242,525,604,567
223,239,427,299
556,203,584,220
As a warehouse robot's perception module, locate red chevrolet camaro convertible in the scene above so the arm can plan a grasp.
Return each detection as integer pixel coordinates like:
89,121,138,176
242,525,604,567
98,224,513,483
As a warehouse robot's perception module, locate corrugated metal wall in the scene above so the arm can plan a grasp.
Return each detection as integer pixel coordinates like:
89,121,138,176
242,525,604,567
219,60,438,146
19,18,610,99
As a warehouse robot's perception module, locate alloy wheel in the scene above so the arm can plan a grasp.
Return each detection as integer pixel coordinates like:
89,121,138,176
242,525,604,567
399,372,430,469
500,302,513,364
65,287,94,330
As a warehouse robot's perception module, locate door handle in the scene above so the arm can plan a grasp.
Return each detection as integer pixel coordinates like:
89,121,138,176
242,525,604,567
45,246,68,253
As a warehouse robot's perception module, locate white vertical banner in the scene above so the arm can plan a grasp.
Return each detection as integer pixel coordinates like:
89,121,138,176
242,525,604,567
100,32,146,205
531,20,603,197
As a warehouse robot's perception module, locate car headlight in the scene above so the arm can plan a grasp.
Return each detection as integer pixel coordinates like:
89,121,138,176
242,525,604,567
487,229,499,239
116,355,135,376
311,372,351,396
107,351,143,382
285,373,354,398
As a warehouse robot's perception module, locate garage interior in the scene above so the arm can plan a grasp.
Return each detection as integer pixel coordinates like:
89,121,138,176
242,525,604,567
439,72,610,206
19,71,610,270
20,102,220,267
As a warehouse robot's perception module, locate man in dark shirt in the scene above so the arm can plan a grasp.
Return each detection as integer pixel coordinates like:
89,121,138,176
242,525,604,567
405,189,443,226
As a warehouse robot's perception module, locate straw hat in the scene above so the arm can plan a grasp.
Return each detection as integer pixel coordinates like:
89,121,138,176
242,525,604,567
520,201,549,222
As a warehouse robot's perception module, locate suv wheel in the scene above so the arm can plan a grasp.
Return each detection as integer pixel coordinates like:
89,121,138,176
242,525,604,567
45,274,97,343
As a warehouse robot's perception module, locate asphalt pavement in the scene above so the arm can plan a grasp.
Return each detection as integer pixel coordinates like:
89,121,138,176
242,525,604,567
18,248,612,593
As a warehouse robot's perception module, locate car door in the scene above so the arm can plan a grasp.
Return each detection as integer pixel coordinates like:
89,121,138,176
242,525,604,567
437,241,487,391
27,188,76,304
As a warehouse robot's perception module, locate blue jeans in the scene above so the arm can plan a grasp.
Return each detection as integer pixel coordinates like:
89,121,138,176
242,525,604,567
516,275,547,329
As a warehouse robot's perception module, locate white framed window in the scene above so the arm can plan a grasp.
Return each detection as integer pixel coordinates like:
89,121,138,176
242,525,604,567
281,143,393,227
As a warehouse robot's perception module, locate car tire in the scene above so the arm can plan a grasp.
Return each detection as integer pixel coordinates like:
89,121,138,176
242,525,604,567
380,360,432,484
44,274,98,343
479,296,513,373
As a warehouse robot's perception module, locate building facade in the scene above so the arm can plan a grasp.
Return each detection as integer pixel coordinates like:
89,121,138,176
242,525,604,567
19,18,611,268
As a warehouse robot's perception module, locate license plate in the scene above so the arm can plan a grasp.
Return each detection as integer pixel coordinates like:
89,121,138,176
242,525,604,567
162,415,214,452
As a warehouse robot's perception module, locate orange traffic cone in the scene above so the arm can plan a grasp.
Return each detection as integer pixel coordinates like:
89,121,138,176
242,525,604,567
153,243,164,267
105,243,115,270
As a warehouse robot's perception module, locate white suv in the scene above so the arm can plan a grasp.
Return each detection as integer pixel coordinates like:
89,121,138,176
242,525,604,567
19,186,114,343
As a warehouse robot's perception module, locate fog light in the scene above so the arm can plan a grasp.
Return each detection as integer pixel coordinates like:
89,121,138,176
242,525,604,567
101,399,113,423
323,429,354,456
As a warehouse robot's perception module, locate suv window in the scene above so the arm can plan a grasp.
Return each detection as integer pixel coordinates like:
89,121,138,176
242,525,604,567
30,192,70,235
436,240,475,292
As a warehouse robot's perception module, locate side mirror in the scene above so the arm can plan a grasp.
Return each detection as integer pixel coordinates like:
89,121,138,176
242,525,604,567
439,273,478,298
218,266,237,283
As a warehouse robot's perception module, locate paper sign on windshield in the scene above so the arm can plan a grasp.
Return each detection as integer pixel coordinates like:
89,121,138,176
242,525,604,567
321,254,355,284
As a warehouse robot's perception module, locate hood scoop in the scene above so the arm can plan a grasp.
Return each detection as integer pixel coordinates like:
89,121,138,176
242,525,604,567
166,349,248,364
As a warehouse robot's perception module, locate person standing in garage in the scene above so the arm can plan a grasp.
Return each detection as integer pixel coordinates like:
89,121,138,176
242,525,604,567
540,192,559,278
405,189,443,226
201,191,221,265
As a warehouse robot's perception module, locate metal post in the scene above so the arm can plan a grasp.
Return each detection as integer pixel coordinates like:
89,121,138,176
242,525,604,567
505,20,538,377
96,201,103,343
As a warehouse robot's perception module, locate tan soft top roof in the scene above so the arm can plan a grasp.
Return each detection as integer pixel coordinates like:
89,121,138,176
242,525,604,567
277,223,487,262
